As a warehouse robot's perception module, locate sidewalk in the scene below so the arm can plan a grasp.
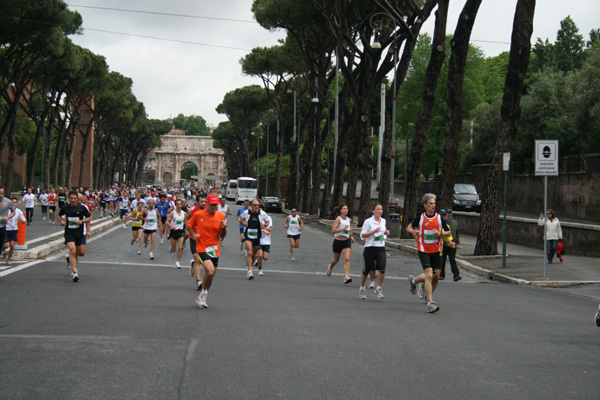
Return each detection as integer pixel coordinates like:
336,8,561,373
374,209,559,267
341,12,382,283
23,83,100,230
315,216,600,288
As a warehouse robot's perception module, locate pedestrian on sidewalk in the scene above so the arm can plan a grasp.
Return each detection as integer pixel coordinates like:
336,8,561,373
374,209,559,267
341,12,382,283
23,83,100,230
407,193,451,313
440,209,461,282
538,209,563,264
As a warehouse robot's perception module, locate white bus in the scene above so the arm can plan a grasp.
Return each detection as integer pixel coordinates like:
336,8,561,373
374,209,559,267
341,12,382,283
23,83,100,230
235,177,257,204
225,179,238,201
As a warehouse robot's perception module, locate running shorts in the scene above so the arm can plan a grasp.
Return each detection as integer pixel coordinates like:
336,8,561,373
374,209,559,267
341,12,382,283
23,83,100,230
259,244,271,253
170,229,185,241
198,252,219,267
143,229,157,235
64,231,84,247
5,230,18,243
362,246,386,275
287,234,301,240
332,237,352,254
418,251,442,273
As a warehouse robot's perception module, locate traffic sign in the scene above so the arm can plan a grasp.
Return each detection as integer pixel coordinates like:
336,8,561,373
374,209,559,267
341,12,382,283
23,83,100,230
535,140,559,176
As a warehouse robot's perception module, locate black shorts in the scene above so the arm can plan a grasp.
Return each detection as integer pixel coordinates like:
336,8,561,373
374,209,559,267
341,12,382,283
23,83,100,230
198,252,219,267
49,206,56,212
332,237,352,254
239,227,245,234
287,234,301,240
0,227,5,245
259,244,270,253
418,251,442,272
41,205,48,213
245,238,260,247
64,230,84,246
190,239,197,255
5,230,18,243
132,226,142,231
170,229,185,240
160,215,167,224
99,202,107,208
362,246,386,275
143,229,157,235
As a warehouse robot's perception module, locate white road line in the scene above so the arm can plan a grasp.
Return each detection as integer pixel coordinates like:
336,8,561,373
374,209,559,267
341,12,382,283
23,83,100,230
0,260,45,277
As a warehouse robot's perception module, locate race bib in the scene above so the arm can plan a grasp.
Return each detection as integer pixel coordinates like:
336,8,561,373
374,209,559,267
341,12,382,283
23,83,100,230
205,245,218,258
148,218,156,223
49,201,55,206
343,229,350,236
423,230,437,243
374,233,384,242
67,217,80,229
247,228,259,239
291,220,298,224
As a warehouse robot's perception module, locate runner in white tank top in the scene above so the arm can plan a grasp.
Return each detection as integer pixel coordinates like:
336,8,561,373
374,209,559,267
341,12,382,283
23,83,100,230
167,198,186,269
327,204,355,284
142,199,162,260
284,208,304,261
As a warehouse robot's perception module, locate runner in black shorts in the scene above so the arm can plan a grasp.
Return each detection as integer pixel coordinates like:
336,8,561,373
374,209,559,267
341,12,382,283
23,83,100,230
57,191,91,282
186,193,206,289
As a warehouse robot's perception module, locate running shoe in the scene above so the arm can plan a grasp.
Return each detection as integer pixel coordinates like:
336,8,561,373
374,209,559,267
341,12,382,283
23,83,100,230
359,288,366,300
137,250,141,255
417,283,425,300
195,295,207,309
175,261,181,269
258,269,264,276
190,260,195,276
408,275,417,295
196,280,202,291
326,264,332,277
291,257,295,262
368,281,375,289
374,288,384,299
122,224,126,229
149,252,154,260
247,270,254,280
240,242,244,252
131,239,134,246
343,276,352,284
72,272,79,282
453,275,462,282
160,239,164,245
596,305,600,327
253,259,258,267
427,301,440,313
65,255,70,269
6,259,11,265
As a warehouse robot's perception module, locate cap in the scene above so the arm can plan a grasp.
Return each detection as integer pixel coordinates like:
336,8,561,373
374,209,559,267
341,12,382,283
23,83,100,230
206,194,220,205
440,209,447,214
445,208,452,213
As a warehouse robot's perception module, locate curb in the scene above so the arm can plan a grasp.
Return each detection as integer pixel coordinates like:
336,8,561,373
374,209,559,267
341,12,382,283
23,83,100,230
10,217,124,260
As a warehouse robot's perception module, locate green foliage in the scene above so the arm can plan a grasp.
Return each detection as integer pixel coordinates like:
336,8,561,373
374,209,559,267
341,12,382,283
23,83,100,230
172,113,210,136
180,162,198,181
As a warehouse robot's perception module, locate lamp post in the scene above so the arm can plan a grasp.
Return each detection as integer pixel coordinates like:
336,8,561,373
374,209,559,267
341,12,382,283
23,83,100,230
265,122,269,196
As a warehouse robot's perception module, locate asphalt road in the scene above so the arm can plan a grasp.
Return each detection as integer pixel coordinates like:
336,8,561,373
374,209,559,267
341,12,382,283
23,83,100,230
1,204,598,399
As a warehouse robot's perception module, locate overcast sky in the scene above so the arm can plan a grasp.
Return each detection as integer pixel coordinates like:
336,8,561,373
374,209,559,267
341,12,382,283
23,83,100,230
67,0,599,126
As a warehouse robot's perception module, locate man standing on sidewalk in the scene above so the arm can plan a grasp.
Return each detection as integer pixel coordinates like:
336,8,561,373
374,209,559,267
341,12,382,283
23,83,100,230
440,209,461,282
57,191,91,282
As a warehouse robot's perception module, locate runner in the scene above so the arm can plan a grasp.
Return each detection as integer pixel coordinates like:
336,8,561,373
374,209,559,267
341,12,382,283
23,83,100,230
217,196,232,245
255,204,272,276
236,200,250,254
327,204,355,284
22,188,36,225
406,193,451,313
186,193,227,308
155,193,170,245
118,192,130,228
47,189,57,224
128,200,145,255
187,193,207,290
239,199,268,279
358,203,390,300
39,189,49,222
284,208,304,261
57,190,91,282
76,193,93,258
141,198,161,260
98,190,108,218
167,198,186,269
2,197,22,264
108,186,117,217
57,187,67,211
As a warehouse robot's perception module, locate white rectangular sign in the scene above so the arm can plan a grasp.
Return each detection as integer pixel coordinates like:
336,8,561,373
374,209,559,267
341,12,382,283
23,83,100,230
535,140,559,176
503,152,510,171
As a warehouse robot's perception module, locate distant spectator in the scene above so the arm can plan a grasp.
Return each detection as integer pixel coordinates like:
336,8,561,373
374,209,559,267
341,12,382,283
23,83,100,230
538,209,563,264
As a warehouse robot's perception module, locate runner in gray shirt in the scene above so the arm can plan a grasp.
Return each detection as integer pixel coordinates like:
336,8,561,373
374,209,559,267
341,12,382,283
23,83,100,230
0,187,16,253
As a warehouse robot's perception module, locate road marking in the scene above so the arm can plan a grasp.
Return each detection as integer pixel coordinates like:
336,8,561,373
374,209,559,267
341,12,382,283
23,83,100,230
0,260,45,277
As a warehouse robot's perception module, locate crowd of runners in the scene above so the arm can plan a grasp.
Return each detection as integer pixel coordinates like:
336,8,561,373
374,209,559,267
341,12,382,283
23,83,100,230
3,184,471,313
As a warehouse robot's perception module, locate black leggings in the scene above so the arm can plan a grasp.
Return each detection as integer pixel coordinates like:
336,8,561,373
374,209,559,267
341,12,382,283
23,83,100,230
26,208,34,223
362,246,386,275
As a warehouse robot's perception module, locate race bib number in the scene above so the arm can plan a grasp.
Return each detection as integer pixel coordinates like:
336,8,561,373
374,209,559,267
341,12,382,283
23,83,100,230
175,220,183,227
423,230,437,243
148,218,156,224
67,217,80,229
343,229,350,236
49,201,55,206
247,228,259,239
374,233,384,242
291,220,298,224
205,245,218,258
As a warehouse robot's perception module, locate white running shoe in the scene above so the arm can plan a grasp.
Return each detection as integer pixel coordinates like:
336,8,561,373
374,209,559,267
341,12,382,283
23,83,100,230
327,264,332,277
247,270,254,280
408,275,417,295
374,288,384,299
137,250,141,255
368,281,375,289
160,239,164,245
122,224,126,229
417,283,425,300
258,269,264,276
196,295,207,308
427,301,440,313
343,276,352,284
43,217,45,221
359,288,366,300
291,257,295,262
65,254,70,269
149,252,154,260
71,272,79,282
175,261,181,269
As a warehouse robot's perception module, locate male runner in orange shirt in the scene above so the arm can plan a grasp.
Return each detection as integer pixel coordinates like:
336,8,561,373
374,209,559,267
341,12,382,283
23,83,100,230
187,194,227,308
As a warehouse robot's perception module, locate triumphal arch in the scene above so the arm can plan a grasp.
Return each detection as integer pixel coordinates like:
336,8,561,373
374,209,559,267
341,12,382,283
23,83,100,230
151,135,225,187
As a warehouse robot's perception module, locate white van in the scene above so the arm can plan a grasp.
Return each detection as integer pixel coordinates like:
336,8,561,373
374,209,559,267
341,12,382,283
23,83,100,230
235,177,257,204
225,179,238,201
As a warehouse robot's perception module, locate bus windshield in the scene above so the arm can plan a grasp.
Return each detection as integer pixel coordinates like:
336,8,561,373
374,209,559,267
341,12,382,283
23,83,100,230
238,179,257,189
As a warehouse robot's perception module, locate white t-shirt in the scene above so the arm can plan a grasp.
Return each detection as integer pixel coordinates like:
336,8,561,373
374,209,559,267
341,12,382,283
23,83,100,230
217,204,230,216
39,194,49,206
23,193,36,208
361,216,387,248
7,208,26,231
260,215,273,246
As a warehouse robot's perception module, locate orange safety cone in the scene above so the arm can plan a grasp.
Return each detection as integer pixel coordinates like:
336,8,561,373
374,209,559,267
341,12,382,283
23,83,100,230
15,219,28,250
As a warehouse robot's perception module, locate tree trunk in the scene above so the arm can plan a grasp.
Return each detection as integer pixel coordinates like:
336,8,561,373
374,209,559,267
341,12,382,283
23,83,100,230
330,88,352,217
344,114,362,220
402,0,449,237
439,0,483,210
474,0,535,255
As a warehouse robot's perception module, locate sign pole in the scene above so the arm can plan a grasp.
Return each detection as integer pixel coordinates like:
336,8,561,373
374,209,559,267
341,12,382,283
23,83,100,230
502,152,510,268
543,175,548,278
535,139,558,279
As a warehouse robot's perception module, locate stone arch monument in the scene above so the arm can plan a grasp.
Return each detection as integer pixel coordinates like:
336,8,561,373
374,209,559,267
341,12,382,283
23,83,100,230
152,135,225,187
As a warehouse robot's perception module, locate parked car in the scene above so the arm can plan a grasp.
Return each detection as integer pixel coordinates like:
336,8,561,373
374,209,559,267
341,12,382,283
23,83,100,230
261,196,283,213
452,183,481,212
